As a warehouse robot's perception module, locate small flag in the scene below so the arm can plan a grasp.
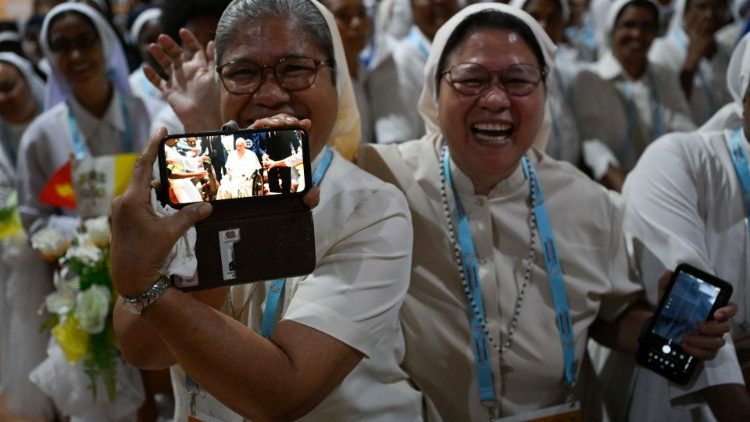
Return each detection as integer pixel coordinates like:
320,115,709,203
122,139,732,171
73,154,139,219
39,160,76,209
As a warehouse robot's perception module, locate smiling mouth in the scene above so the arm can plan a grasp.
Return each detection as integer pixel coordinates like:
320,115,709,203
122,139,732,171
471,122,513,144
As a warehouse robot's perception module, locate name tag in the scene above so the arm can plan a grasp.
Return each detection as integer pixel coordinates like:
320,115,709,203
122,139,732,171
496,401,582,422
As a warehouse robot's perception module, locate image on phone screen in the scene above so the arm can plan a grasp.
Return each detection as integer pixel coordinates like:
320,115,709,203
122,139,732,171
163,128,309,205
651,271,721,344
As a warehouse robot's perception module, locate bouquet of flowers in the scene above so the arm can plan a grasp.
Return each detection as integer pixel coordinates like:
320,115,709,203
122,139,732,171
31,216,119,400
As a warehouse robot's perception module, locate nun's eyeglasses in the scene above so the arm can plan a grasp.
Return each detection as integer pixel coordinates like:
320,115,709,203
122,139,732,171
49,31,99,54
217,56,332,95
442,63,545,97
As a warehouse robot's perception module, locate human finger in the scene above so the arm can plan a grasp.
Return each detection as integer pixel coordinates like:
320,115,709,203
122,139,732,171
163,202,213,240
713,302,738,322
206,40,216,67
127,128,167,200
249,114,312,130
143,64,167,91
303,187,320,210
695,318,732,337
178,28,204,59
158,33,184,68
657,271,672,301
682,333,726,359
148,41,174,78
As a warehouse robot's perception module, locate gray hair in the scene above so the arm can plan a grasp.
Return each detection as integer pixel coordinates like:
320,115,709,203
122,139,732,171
215,0,335,81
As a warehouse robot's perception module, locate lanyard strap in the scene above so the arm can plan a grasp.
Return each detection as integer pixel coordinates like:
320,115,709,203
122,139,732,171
672,30,718,115
0,124,16,168
442,152,577,407
520,156,576,387
617,74,662,165
407,26,430,60
259,146,334,338
66,92,134,160
441,150,498,407
726,128,750,220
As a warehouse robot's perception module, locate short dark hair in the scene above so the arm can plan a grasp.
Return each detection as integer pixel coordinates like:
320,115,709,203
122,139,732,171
436,10,547,95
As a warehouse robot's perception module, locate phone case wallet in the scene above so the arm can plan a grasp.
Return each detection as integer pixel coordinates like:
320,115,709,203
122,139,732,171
175,196,316,292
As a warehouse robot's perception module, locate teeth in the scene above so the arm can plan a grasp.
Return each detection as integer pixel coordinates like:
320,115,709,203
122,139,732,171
473,123,511,131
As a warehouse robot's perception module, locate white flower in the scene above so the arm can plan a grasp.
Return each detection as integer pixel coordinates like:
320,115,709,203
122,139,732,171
31,228,68,261
74,285,111,334
83,217,110,248
65,242,102,266
45,283,75,316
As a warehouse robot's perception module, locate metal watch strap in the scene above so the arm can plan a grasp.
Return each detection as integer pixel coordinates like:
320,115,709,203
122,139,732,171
122,275,171,315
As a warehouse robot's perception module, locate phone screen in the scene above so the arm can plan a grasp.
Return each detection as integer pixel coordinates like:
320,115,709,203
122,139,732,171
651,271,721,343
161,128,310,205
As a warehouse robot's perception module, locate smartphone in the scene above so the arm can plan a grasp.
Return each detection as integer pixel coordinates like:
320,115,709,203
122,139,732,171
158,127,311,207
157,126,316,292
636,263,733,384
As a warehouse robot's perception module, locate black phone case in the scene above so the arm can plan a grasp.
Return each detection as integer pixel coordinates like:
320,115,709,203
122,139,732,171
157,127,316,291
636,263,733,385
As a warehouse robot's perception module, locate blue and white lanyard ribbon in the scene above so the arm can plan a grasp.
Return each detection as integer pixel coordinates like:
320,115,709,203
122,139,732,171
618,73,663,165
673,30,718,115
259,146,334,338
407,26,430,61
725,127,750,229
442,151,577,408
66,92,133,160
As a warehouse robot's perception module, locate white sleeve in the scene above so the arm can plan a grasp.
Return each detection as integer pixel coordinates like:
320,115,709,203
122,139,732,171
623,134,744,397
583,139,620,180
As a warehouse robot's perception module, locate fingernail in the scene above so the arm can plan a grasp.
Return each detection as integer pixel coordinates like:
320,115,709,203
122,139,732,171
284,116,294,123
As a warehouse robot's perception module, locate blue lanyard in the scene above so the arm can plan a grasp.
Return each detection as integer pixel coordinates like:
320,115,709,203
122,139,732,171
441,150,497,407
442,151,577,408
725,128,750,225
672,30,718,114
407,26,430,61
66,92,133,160
0,124,16,168
520,156,576,387
259,146,334,338
618,73,662,165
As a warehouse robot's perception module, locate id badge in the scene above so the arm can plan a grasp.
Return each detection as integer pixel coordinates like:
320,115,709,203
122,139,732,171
496,401,582,422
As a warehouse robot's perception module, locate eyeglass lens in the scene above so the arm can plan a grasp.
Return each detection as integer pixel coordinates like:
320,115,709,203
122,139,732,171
218,57,326,95
447,63,542,96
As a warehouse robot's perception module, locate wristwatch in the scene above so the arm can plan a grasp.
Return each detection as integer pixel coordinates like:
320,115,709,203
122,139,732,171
122,275,172,316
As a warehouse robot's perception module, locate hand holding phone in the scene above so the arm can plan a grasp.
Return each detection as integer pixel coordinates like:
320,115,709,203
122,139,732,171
636,264,733,384
157,125,317,291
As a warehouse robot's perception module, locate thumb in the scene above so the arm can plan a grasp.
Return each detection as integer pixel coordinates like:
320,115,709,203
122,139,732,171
165,202,212,238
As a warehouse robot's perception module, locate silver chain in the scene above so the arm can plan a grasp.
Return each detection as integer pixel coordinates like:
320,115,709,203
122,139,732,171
438,148,537,364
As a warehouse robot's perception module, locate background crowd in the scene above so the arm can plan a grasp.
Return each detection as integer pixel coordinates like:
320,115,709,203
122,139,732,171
0,0,748,420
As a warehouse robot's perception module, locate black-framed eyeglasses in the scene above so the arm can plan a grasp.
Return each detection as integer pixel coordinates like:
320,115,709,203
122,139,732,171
442,63,546,97
49,31,99,54
216,56,333,95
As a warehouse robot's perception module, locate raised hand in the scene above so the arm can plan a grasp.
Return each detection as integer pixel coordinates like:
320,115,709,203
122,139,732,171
144,28,222,132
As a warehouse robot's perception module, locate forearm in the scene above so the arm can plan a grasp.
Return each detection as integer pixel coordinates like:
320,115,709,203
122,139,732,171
114,298,176,369
137,287,352,420
114,287,227,370
702,383,750,421
590,302,652,353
